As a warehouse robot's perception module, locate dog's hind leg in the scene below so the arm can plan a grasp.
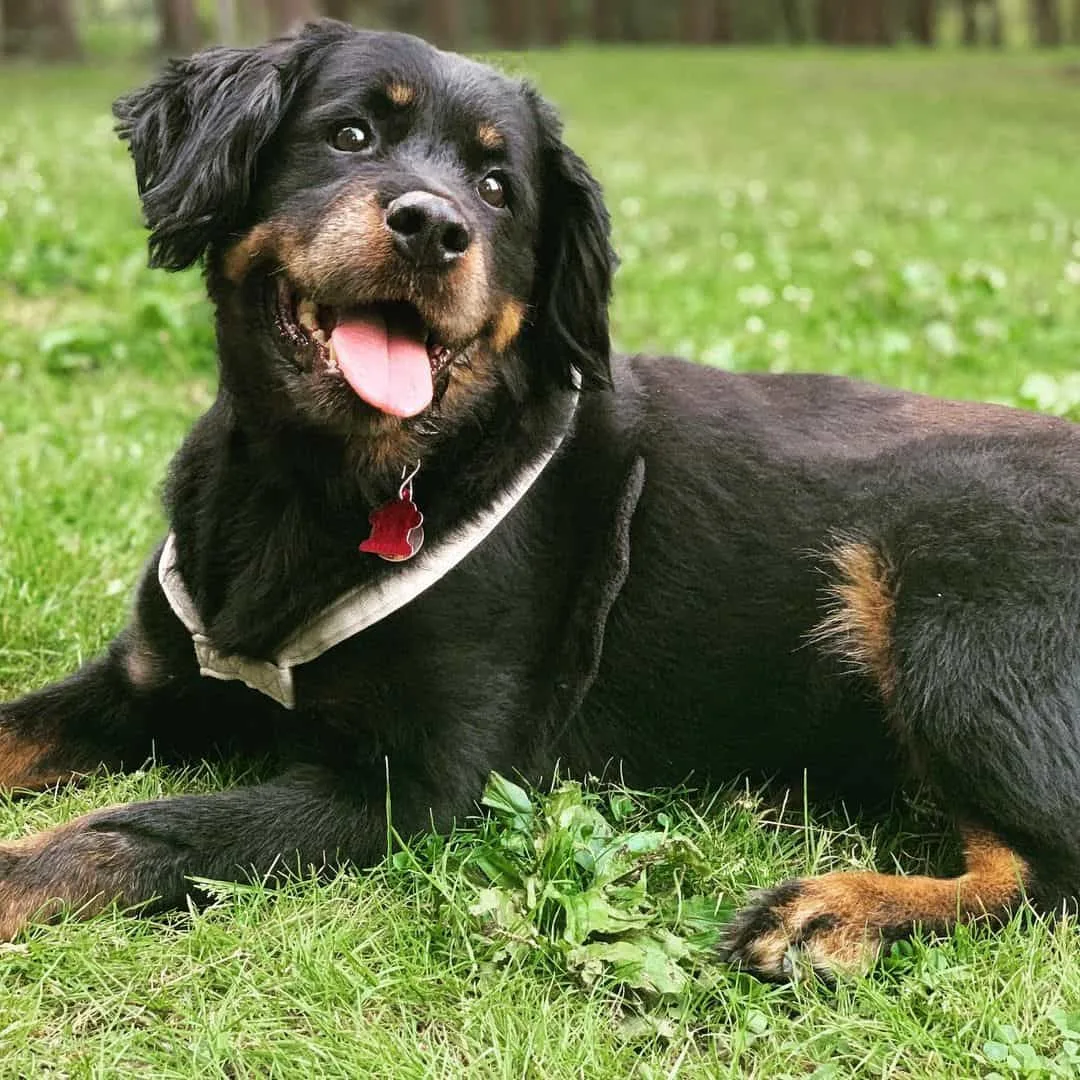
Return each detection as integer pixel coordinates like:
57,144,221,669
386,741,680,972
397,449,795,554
721,827,1028,980
724,534,1080,980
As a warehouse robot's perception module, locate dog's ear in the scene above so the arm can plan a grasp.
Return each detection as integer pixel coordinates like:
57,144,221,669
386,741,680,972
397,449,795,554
526,92,617,391
113,24,340,271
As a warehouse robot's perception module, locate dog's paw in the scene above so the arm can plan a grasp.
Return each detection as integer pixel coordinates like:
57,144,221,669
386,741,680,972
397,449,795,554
718,874,898,982
0,721,74,793
0,836,50,941
0,819,135,940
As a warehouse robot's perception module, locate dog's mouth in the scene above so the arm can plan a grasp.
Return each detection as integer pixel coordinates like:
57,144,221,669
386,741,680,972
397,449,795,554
274,279,454,418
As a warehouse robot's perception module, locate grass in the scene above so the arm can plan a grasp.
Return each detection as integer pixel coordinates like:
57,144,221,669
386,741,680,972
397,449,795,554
2,44,1080,1077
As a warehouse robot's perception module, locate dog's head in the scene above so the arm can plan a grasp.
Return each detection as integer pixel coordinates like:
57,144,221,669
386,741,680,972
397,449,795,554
115,22,614,471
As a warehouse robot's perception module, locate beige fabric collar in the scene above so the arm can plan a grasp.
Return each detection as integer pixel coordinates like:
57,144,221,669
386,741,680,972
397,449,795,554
157,391,578,709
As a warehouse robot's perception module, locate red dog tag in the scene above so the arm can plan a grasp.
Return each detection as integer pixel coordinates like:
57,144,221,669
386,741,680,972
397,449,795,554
359,463,425,562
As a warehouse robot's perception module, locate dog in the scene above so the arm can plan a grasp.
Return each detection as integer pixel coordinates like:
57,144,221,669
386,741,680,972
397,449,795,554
1,19,1078,982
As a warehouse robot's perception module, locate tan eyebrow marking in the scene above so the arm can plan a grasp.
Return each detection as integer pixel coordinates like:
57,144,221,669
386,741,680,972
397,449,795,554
386,82,416,107
476,122,504,151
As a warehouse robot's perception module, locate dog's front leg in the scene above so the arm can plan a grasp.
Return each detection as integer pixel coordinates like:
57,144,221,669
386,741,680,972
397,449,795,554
0,655,153,792
0,764,410,939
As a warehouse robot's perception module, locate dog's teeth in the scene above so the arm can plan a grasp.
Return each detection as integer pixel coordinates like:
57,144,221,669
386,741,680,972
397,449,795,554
297,298,319,332
311,328,328,346
326,339,339,371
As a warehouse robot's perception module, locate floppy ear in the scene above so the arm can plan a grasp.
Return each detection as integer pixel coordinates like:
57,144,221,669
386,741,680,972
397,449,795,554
113,26,339,271
527,94,617,391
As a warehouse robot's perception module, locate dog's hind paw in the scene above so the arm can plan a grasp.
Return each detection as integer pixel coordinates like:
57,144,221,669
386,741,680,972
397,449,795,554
718,875,897,982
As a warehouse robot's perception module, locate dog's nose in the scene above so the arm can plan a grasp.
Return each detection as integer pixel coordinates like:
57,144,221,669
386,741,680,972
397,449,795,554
385,191,471,268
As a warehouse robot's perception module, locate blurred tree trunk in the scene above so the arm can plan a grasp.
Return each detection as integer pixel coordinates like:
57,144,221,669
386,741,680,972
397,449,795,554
711,0,732,41
680,0,734,42
1030,0,1062,44
37,0,82,59
678,0,708,41
816,0,838,41
323,0,353,18
1,0,37,56
216,0,237,42
960,0,978,44
779,0,804,42
907,0,935,44
157,0,200,53
850,0,892,43
425,0,461,45
540,0,568,44
591,0,618,41
265,0,317,34
819,0,892,44
962,0,1006,45
1071,0,1080,42
489,0,528,46
237,0,264,38
988,0,1004,43
621,0,644,40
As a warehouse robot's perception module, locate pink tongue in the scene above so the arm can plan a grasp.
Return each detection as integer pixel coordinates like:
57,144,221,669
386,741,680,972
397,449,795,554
330,307,433,417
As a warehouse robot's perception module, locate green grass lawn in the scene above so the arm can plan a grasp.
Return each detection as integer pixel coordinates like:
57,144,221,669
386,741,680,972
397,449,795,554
2,46,1080,1077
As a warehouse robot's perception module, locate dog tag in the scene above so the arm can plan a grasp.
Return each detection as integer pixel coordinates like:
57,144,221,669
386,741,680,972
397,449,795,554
359,462,425,562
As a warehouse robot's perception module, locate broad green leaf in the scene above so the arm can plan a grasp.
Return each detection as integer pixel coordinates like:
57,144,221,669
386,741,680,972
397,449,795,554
560,888,651,946
481,772,534,822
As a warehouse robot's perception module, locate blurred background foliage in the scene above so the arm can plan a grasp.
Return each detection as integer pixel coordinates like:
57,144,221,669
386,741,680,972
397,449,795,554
2,0,1079,61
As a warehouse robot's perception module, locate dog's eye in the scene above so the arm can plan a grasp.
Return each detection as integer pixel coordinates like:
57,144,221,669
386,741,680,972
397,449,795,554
477,173,508,209
331,122,374,153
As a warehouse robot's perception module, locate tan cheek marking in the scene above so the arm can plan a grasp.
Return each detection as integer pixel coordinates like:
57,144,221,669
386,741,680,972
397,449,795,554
222,195,389,291
303,191,395,287
386,82,416,107
476,123,504,151
223,188,492,356
222,222,286,285
424,241,489,342
490,299,526,353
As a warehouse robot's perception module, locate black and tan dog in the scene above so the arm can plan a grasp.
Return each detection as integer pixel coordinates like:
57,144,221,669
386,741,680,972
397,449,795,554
1,20,1078,981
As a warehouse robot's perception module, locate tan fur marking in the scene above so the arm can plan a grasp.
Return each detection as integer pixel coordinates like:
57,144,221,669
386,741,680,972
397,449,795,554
434,240,489,341
386,82,416,107
490,299,526,353
225,184,491,349
222,222,282,284
734,830,1028,977
0,816,139,939
218,180,502,478
0,731,76,792
345,412,425,485
300,191,393,289
476,122,504,151
811,540,896,698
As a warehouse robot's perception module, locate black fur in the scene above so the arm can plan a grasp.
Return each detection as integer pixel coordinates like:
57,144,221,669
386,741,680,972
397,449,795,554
4,23,1080,969
114,33,315,270
524,88,616,391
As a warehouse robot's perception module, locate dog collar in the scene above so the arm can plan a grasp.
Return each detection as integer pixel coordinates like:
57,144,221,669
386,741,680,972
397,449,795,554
158,390,579,710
